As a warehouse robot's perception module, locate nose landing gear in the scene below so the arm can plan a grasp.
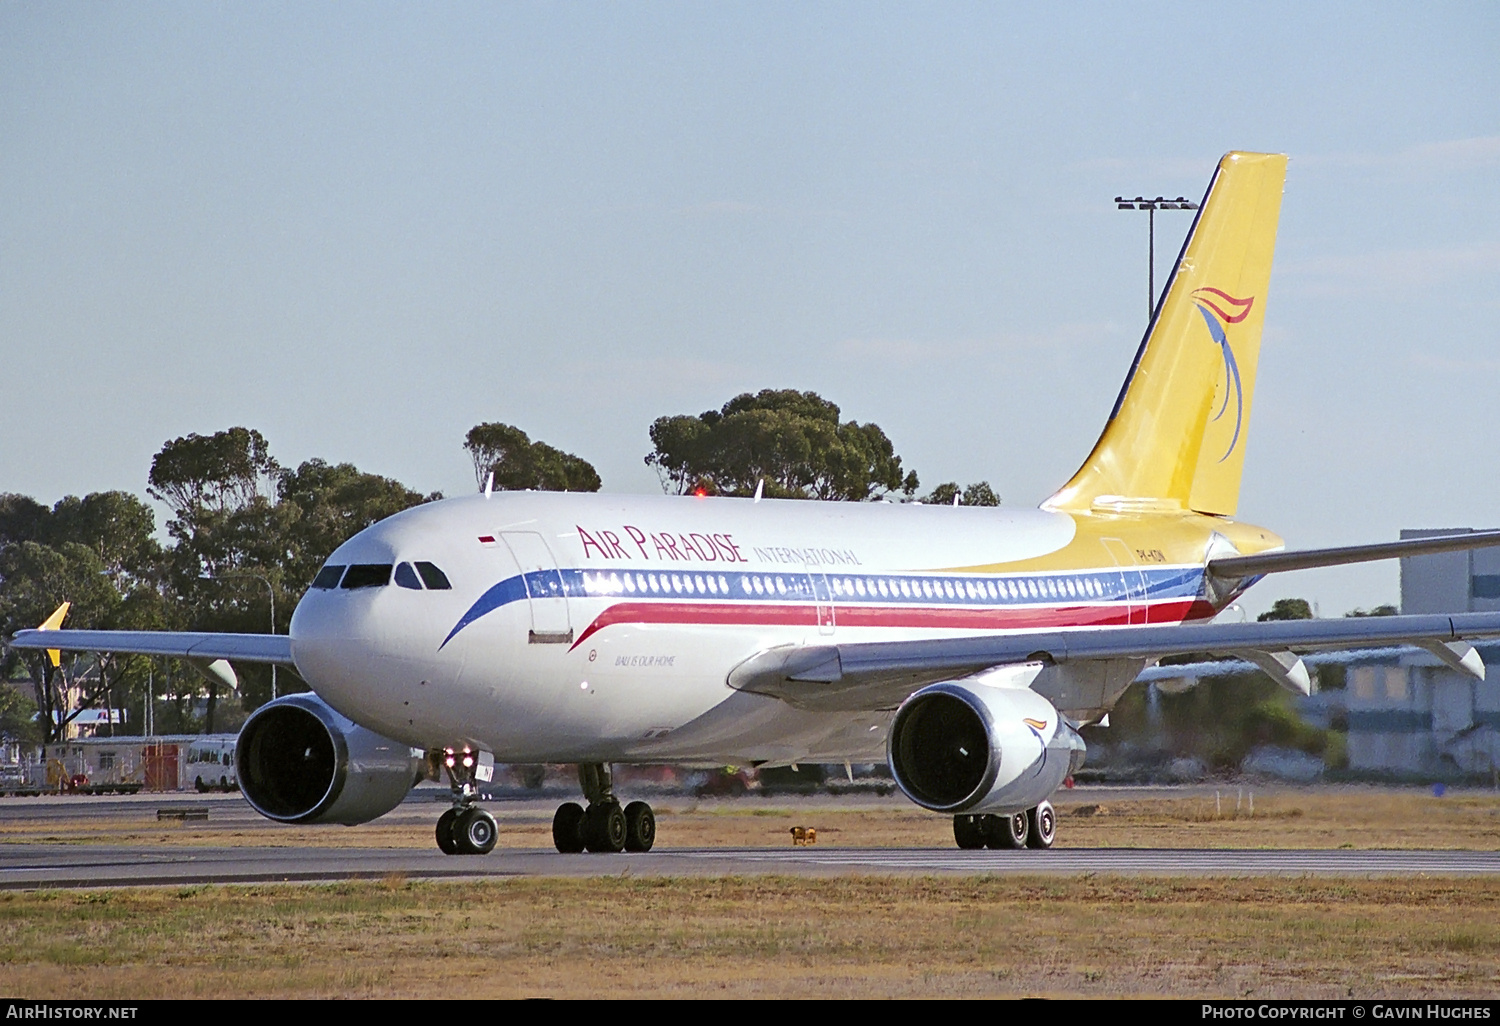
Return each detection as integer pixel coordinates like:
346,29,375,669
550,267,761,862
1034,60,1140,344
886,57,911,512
434,746,498,855
550,763,656,854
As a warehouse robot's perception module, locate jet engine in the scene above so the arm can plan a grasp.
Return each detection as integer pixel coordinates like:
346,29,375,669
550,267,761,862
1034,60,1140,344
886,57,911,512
236,692,424,825
887,668,1086,815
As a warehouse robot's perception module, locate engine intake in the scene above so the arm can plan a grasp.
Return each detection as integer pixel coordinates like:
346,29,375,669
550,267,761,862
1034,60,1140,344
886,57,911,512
236,693,423,825
888,674,1085,815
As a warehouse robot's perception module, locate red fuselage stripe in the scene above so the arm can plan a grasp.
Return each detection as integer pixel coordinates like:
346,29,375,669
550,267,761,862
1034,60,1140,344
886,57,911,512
568,598,1219,649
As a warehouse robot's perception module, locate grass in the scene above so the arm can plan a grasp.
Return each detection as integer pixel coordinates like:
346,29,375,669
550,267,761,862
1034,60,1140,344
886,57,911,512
1,876,1498,998
3,787,1499,997
4,786,1496,850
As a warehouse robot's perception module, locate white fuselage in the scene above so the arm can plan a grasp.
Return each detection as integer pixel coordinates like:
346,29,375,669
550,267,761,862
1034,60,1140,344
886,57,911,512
287,491,1210,766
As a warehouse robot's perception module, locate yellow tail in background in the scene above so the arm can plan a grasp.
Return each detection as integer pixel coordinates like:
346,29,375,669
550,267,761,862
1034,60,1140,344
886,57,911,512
37,601,70,668
1046,151,1287,518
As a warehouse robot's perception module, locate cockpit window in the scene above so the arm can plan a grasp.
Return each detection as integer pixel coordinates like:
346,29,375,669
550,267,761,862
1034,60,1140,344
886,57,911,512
311,564,346,590
341,564,393,589
415,562,452,590
394,562,423,590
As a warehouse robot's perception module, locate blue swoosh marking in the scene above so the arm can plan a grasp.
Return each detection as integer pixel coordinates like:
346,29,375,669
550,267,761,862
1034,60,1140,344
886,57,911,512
1196,304,1244,462
440,575,529,649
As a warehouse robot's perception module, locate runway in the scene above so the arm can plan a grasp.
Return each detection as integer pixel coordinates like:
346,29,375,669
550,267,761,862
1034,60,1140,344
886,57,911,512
4,843,1500,889
3,788,1499,888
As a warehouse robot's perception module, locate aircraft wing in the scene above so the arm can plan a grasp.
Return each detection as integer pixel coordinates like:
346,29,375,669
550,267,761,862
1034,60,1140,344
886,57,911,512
728,611,1500,712
7,629,294,666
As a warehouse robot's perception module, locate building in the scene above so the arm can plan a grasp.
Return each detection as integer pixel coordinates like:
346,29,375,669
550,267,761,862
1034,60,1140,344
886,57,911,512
1340,529,1500,780
10,735,238,793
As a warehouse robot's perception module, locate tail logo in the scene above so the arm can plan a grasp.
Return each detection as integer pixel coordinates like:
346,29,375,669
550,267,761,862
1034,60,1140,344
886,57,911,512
1191,287,1254,462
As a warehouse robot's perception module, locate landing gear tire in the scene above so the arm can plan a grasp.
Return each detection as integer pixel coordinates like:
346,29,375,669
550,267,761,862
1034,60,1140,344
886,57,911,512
194,777,207,794
623,801,656,852
1026,801,1056,849
988,811,1029,850
584,802,627,853
552,802,586,853
454,808,498,855
953,814,986,850
436,808,460,855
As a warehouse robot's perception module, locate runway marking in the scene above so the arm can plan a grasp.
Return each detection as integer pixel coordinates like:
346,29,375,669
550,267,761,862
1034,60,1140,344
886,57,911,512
3,846,1500,888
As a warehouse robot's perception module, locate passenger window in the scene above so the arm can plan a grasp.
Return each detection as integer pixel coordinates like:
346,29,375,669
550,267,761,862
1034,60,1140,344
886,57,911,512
394,563,423,590
312,564,346,590
415,562,452,589
341,564,393,589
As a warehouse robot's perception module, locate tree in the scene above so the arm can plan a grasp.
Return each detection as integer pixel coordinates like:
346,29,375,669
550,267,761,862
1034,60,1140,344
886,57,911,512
921,481,1001,506
0,541,122,742
0,492,165,741
0,684,38,744
464,423,601,493
1257,598,1313,622
1345,604,1398,617
278,458,440,593
148,427,279,517
47,492,161,584
645,389,919,501
147,428,293,728
0,494,49,548
1,429,443,733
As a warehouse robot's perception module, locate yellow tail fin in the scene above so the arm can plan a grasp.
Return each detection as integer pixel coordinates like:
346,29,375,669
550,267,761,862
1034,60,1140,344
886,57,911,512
1046,151,1287,517
37,601,70,668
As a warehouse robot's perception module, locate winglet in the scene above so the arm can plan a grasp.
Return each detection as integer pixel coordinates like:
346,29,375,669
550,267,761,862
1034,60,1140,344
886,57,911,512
37,602,70,668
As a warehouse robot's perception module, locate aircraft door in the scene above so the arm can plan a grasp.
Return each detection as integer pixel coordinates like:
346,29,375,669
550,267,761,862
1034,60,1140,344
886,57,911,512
501,532,574,644
809,571,836,635
1101,538,1149,625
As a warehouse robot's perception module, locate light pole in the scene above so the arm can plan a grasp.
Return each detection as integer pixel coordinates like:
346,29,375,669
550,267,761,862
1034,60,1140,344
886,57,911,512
1114,195,1199,322
203,569,278,700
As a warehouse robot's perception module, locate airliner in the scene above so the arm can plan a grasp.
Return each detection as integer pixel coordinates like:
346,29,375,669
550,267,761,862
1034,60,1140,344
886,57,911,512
15,151,1500,857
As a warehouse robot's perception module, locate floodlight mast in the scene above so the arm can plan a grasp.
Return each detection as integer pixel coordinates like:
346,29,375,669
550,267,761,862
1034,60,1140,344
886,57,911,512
1114,195,1199,322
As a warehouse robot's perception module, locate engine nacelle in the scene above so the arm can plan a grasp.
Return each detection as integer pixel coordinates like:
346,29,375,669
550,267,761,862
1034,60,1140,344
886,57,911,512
235,692,424,825
887,668,1085,815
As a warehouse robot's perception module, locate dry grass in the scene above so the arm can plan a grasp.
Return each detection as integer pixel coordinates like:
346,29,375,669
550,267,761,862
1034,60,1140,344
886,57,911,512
1,876,1498,999
3,787,1498,851
3,788,1499,998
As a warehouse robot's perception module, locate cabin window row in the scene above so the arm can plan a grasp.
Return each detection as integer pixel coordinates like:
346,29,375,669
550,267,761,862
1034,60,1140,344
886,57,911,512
577,569,1135,603
311,561,453,591
827,573,1118,602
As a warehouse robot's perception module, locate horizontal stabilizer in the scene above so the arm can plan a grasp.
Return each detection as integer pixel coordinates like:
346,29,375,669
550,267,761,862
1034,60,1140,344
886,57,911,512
7,629,293,666
1208,530,1500,579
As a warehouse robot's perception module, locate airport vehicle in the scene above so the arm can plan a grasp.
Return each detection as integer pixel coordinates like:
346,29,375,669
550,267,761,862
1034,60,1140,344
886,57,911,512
15,151,1500,856
185,736,237,792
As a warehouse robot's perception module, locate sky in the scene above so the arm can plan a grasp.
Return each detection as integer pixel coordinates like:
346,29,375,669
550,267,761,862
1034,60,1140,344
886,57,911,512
2,2,1497,618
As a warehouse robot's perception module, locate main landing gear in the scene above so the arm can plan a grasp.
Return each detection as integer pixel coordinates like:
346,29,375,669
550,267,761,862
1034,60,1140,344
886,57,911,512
952,801,1056,851
434,747,498,856
551,763,656,854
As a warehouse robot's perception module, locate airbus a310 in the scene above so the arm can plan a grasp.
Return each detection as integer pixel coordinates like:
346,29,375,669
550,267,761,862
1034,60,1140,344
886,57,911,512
17,151,1500,856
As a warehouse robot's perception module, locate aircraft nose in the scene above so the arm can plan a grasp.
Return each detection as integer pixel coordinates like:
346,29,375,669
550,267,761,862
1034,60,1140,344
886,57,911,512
288,586,366,689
